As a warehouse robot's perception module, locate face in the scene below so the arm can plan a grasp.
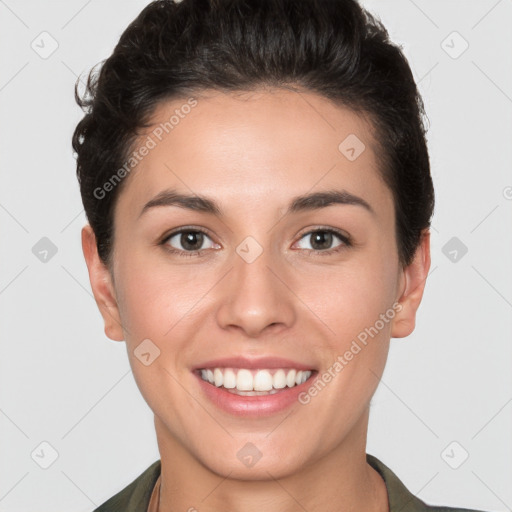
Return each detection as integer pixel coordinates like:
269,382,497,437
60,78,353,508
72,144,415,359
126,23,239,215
83,88,430,480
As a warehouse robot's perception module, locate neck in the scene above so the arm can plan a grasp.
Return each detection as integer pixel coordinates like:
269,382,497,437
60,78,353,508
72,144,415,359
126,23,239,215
154,410,388,512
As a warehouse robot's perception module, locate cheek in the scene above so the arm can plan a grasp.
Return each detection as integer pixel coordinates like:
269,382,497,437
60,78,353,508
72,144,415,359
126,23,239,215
114,253,210,343
295,250,398,344
112,256,204,417
293,254,396,428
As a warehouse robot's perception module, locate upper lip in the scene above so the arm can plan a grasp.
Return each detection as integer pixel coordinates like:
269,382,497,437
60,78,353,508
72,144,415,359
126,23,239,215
193,356,316,371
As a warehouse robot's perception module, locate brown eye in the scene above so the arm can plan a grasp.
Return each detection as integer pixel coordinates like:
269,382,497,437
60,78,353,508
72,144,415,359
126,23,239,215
295,229,350,253
164,230,216,253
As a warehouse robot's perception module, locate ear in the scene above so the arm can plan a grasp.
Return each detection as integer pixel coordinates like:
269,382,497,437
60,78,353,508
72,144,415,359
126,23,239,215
81,224,124,342
391,229,431,339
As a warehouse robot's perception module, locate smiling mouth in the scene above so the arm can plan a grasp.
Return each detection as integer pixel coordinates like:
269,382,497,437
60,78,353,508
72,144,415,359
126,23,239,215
197,367,315,396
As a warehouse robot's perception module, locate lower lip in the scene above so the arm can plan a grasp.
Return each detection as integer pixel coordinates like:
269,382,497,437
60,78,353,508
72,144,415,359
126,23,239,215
194,371,316,417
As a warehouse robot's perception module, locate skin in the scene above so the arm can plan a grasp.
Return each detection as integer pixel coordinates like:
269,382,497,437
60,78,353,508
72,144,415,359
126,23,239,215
82,88,431,512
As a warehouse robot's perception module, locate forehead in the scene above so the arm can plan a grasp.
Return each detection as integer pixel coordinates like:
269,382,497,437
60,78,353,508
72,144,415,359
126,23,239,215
115,89,393,221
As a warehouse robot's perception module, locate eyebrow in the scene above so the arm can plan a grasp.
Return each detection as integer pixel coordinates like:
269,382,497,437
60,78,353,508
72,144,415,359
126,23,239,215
138,188,375,219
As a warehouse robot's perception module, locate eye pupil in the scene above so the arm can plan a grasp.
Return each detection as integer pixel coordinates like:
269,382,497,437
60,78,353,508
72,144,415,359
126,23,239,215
182,231,203,250
311,231,332,250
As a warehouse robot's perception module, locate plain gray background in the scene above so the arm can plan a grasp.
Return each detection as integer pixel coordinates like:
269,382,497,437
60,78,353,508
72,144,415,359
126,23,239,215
1,0,511,510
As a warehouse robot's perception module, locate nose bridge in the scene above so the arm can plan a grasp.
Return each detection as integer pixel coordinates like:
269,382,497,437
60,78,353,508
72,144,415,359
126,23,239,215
215,236,296,336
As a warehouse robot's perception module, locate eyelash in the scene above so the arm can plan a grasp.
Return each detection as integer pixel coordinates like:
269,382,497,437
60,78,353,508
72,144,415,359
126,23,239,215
160,226,352,258
160,227,214,259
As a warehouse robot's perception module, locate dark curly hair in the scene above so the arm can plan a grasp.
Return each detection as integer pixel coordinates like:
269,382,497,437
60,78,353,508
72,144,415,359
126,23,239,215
72,0,434,269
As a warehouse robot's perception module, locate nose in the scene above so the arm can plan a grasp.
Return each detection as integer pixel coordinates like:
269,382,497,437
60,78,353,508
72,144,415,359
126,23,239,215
215,244,297,338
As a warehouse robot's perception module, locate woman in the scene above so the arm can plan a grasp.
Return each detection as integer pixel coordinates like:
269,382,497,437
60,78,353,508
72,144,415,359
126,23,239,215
73,0,486,510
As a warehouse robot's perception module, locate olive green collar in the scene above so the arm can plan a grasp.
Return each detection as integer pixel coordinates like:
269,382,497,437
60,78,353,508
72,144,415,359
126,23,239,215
94,454,481,511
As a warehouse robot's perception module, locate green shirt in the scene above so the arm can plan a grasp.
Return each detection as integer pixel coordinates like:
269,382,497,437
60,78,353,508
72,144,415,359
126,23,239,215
93,453,485,511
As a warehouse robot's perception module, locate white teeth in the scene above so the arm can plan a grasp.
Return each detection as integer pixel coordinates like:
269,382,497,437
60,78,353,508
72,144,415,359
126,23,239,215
199,367,313,392
214,368,223,387
236,369,253,391
223,369,236,389
273,369,287,389
286,369,296,387
253,370,273,391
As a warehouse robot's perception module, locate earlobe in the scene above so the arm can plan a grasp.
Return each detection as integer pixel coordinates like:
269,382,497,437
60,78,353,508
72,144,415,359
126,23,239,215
391,229,431,339
81,225,125,342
